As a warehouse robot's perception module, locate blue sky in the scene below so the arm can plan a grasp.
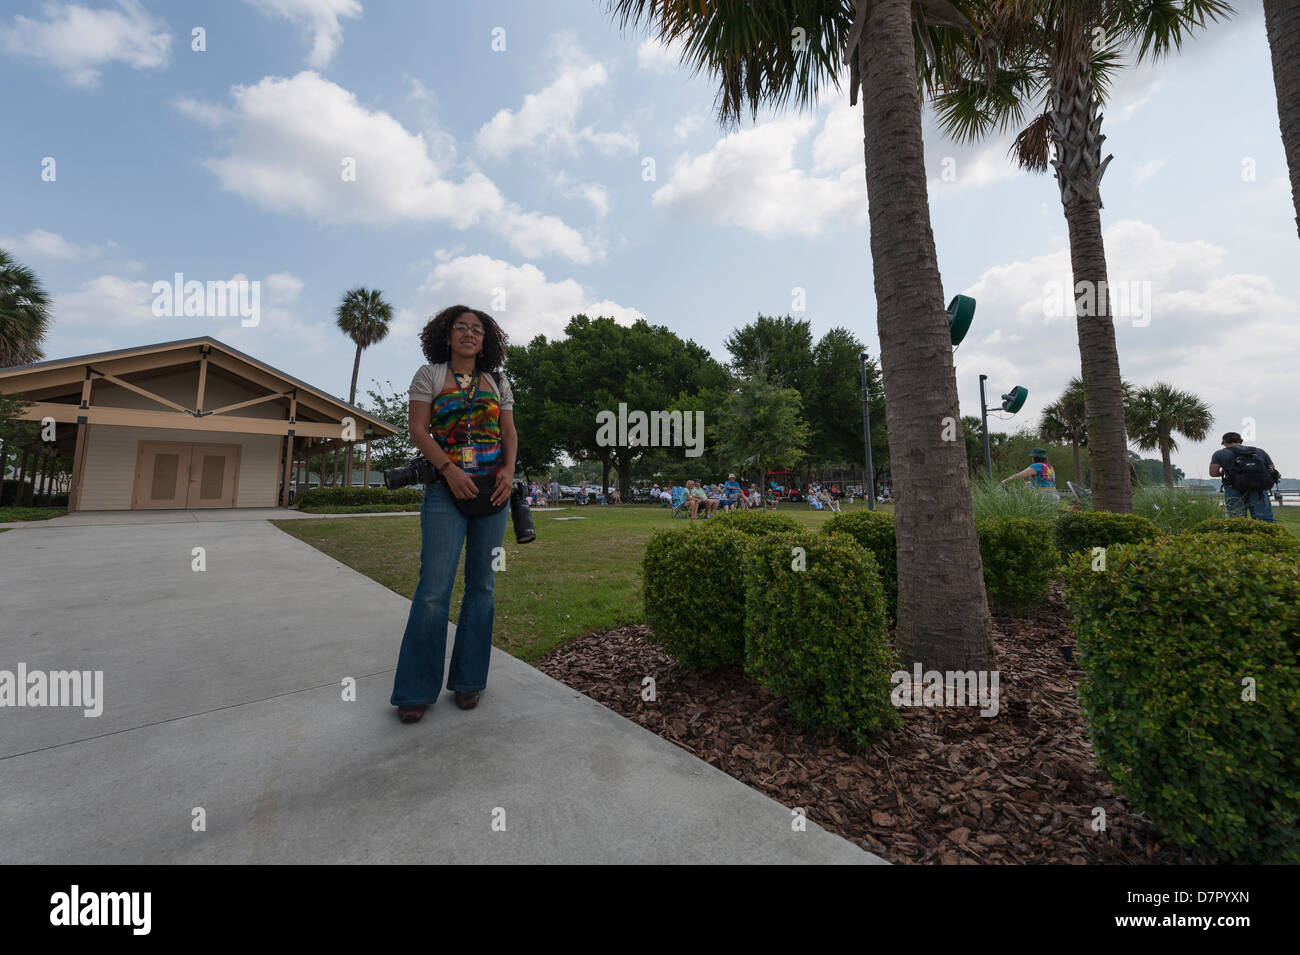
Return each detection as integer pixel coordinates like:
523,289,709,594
1,0,1294,479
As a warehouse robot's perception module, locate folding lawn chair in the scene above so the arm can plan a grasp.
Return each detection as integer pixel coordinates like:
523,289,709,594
670,486,689,518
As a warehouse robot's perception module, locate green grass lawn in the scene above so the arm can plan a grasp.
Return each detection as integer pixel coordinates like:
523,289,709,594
272,500,878,662
1273,506,1300,537
0,506,67,523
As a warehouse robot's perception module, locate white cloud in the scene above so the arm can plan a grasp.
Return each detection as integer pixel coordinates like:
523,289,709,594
0,229,109,260
243,0,362,69
1132,158,1166,186
652,115,865,237
554,172,611,217
474,51,638,159
0,0,170,87
394,254,644,345
56,274,156,326
178,71,596,263
927,144,1024,195
637,36,686,74
951,219,1299,475
672,114,706,141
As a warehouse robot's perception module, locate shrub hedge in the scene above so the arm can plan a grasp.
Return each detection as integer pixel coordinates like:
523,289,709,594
1179,532,1300,559
975,517,1057,615
295,485,423,508
703,509,801,536
822,509,898,620
1063,537,1300,862
642,526,749,670
743,532,900,743
1188,517,1292,539
1054,510,1162,555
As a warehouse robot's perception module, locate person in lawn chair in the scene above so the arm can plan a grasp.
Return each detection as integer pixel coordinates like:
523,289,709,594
1001,448,1058,497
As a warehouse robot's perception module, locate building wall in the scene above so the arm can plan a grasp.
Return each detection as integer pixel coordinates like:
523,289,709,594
78,369,287,510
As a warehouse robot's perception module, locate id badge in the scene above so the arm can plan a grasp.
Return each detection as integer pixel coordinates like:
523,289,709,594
459,446,475,469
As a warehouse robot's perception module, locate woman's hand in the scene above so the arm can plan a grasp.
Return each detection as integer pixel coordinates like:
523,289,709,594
444,464,480,500
491,465,515,507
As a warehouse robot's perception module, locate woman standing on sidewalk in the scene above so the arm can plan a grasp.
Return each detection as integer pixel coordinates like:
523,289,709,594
390,305,517,723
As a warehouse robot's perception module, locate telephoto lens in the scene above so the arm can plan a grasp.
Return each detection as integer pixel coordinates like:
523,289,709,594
510,482,536,543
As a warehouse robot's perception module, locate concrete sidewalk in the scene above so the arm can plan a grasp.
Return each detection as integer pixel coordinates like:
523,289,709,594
0,517,883,863
0,505,574,530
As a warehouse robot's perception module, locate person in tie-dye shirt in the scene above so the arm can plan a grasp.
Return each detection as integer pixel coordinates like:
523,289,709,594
1002,448,1057,490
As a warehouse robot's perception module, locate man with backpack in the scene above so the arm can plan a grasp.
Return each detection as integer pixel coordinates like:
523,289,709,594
1209,432,1280,521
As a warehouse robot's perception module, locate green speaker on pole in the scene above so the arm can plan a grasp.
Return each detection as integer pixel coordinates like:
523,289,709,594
1001,386,1028,414
947,294,975,346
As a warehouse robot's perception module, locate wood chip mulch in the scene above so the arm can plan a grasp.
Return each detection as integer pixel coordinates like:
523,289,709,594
535,583,1199,864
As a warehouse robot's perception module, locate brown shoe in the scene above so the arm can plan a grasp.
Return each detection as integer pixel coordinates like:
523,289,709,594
397,704,427,723
454,690,480,710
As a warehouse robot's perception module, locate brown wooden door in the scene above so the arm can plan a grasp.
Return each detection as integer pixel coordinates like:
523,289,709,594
133,441,241,509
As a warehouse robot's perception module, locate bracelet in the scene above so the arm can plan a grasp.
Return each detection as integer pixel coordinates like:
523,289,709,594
437,459,452,474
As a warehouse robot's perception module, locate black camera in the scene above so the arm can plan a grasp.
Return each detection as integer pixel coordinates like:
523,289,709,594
383,455,535,544
383,455,438,490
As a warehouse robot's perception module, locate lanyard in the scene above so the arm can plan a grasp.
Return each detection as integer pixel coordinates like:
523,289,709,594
454,370,481,445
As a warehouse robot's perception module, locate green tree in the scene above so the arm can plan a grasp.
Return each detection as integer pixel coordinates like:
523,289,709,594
1125,382,1214,487
927,0,1232,513
0,249,51,369
506,315,726,499
606,0,997,670
809,328,888,485
715,368,810,478
335,287,393,485
1039,377,1088,481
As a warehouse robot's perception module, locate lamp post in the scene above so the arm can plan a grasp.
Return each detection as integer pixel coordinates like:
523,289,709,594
859,352,876,511
979,374,993,478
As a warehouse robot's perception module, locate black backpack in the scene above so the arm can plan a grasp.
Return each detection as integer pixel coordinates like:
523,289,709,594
1223,446,1276,492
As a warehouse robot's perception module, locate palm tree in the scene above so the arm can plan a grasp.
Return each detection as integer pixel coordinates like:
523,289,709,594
335,287,392,486
926,0,1233,513
1039,377,1087,481
0,249,52,368
1039,375,1137,482
1124,382,1213,487
604,0,996,670
1265,0,1300,239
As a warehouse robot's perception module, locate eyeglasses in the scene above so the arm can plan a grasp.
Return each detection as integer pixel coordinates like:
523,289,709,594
452,322,484,337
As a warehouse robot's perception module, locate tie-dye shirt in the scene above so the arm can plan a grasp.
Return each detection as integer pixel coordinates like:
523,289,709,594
1029,461,1056,488
430,375,503,475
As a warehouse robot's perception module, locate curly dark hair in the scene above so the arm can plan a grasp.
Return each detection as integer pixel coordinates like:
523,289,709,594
419,305,508,371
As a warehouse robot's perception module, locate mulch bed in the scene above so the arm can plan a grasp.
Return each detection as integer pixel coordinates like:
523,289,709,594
535,583,1196,864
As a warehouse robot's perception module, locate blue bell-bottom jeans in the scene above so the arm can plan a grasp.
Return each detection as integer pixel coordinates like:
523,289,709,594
390,479,510,705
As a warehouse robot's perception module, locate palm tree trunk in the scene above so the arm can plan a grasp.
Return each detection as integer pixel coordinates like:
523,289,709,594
858,0,994,671
1265,0,1300,240
1052,33,1132,514
1160,435,1174,488
344,344,363,487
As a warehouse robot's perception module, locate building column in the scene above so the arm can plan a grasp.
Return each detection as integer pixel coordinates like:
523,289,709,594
69,419,91,513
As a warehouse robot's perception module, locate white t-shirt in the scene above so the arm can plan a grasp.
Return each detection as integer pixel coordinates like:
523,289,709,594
408,362,514,411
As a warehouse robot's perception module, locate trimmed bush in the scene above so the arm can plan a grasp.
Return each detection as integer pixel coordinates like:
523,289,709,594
1188,516,1292,539
822,509,897,620
744,532,900,743
1054,510,1162,555
295,485,423,508
1180,532,1300,559
642,526,749,670
703,508,801,536
976,517,1057,615
1063,537,1300,863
